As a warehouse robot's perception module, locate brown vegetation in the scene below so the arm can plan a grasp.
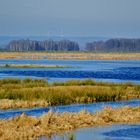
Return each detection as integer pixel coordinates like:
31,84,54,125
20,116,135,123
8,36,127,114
0,52,140,60
0,106,140,139
0,99,49,109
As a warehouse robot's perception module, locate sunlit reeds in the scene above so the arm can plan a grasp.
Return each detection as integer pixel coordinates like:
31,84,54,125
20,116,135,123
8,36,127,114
0,52,140,60
0,106,140,139
0,63,72,68
0,78,139,108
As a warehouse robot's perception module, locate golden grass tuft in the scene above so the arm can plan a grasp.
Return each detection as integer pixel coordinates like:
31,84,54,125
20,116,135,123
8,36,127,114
0,106,140,139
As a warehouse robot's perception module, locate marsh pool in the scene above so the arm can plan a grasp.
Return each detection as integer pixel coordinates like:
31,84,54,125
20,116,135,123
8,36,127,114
0,59,140,83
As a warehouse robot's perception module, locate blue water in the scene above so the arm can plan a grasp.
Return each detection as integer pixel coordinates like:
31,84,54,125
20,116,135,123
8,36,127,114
0,99,140,119
103,124,140,140
0,59,140,83
40,124,140,140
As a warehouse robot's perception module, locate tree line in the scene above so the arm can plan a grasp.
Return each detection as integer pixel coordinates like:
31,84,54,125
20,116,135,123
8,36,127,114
86,39,140,52
7,38,140,52
8,39,80,51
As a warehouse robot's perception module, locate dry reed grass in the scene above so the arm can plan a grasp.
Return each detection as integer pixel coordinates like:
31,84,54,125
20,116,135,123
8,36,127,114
0,99,49,109
0,52,140,60
0,106,140,139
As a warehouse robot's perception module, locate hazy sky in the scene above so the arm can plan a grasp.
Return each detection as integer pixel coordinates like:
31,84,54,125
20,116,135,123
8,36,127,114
0,0,140,37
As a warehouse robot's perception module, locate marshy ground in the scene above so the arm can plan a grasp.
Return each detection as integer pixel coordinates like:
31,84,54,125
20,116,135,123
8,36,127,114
0,106,140,140
0,78,139,109
0,52,140,60
0,78,140,139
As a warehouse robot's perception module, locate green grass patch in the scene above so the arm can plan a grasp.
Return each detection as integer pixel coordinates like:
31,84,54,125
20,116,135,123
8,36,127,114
0,78,139,105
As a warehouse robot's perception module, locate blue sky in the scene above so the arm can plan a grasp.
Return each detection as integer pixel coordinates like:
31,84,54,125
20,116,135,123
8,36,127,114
0,0,140,37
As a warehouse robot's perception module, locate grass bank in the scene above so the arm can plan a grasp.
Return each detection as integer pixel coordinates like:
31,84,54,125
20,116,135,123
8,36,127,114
0,63,72,68
0,52,140,60
0,106,140,139
0,78,139,109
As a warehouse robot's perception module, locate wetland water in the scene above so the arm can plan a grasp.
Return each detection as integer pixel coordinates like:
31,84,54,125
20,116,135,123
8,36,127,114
0,99,140,119
0,99,140,140
40,124,140,140
0,59,140,83
0,59,140,139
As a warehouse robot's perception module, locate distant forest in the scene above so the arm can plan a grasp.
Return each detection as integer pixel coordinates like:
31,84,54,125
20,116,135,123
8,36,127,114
8,40,79,52
6,38,140,52
86,39,140,52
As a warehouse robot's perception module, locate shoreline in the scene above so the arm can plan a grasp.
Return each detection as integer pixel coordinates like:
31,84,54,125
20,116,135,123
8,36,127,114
0,52,140,60
0,106,140,139
0,64,73,68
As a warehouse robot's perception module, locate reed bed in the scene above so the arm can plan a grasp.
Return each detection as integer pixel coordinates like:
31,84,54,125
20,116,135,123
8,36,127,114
0,78,139,109
0,106,140,139
0,52,140,60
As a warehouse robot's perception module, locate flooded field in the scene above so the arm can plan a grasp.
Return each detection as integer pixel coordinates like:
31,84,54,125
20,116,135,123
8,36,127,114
0,59,140,139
